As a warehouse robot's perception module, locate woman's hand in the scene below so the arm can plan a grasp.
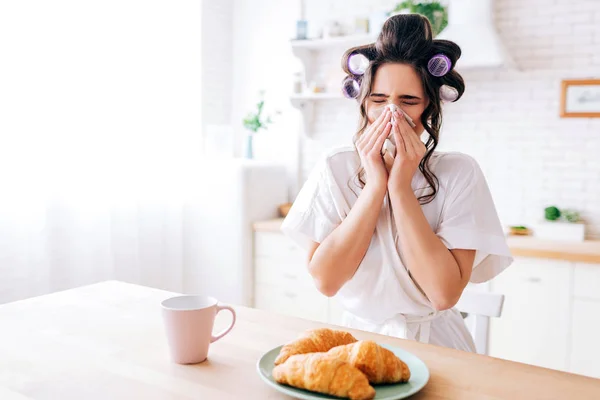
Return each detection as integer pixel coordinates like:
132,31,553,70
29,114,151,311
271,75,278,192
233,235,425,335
356,107,392,192
388,109,426,193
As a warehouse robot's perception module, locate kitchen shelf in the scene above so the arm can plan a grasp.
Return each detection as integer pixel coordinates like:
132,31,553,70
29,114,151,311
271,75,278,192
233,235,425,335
290,34,373,138
290,92,344,101
289,33,375,194
290,34,377,51
289,92,347,135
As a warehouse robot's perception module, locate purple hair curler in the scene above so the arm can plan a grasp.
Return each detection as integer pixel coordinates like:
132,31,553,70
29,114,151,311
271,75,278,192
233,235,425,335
428,54,452,77
347,53,370,76
342,76,361,99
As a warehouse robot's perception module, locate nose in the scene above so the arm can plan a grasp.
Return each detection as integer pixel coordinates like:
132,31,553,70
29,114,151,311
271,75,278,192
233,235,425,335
387,103,400,113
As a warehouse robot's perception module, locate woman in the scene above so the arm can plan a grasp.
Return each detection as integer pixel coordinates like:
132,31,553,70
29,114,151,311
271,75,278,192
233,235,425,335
281,14,513,352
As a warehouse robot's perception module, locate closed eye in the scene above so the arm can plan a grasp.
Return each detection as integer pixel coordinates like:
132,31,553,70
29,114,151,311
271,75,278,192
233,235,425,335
370,93,422,106
370,94,388,102
371,100,419,106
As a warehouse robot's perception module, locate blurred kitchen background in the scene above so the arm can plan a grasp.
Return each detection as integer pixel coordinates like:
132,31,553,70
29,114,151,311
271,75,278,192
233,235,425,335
1,0,600,381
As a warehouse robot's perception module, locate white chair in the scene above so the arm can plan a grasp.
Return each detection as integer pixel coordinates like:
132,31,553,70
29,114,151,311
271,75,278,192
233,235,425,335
455,289,505,355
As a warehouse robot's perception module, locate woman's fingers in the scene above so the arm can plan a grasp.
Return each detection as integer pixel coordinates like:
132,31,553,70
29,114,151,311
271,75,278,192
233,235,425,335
365,114,391,152
392,119,406,155
372,122,392,154
395,111,418,158
370,108,391,138
358,108,389,148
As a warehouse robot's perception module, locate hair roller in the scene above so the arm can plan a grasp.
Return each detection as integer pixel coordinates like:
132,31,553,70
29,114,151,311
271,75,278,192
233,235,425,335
427,54,452,77
439,85,459,102
347,53,370,76
342,76,361,99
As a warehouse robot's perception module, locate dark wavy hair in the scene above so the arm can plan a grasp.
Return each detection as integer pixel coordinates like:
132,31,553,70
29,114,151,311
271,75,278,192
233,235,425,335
341,14,465,204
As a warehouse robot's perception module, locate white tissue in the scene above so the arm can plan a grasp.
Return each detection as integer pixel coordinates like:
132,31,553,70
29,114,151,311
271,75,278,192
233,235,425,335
381,104,416,170
389,104,416,128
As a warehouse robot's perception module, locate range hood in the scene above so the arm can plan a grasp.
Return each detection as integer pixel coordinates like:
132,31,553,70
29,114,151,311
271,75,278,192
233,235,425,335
436,0,515,70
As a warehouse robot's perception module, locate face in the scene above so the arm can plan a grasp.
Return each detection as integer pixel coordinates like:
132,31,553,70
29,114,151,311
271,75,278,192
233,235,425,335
365,63,428,133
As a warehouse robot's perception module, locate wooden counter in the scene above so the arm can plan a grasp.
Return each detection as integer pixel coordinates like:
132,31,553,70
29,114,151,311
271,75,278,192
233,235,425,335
253,218,286,232
253,218,600,264
506,236,600,264
0,281,599,399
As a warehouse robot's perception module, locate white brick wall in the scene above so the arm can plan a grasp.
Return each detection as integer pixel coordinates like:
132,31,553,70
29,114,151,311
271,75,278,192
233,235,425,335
298,0,600,239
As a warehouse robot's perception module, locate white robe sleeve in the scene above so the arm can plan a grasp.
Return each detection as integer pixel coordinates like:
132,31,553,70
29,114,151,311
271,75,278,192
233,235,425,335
435,155,513,283
280,156,344,252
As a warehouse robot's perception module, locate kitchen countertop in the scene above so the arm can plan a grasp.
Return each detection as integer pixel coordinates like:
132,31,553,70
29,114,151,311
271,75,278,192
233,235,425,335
253,218,600,264
1,280,599,399
253,218,287,232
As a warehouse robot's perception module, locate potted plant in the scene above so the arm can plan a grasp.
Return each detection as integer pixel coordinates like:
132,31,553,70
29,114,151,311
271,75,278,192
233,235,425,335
530,205,585,242
390,1,448,37
242,91,278,159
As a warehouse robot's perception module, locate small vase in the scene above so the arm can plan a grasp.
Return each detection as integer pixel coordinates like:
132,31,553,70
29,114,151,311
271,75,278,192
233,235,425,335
245,133,254,159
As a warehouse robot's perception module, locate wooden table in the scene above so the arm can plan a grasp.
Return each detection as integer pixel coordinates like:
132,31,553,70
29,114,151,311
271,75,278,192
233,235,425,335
0,281,599,400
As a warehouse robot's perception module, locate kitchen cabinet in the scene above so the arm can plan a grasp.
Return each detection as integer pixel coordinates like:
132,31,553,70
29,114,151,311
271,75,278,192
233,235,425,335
327,297,346,326
253,283,329,323
252,231,347,326
253,231,330,324
569,263,600,378
488,258,572,371
487,259,600,377
573,262,600,300
252,223,600,378
570,299,600,378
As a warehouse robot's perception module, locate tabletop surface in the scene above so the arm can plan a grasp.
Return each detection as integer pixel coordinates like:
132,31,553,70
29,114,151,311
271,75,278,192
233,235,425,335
0,280,599,400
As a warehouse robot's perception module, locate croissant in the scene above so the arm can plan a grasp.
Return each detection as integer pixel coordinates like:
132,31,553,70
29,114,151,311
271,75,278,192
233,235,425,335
325,340,411,384
274,328,357,365
272,352,376,400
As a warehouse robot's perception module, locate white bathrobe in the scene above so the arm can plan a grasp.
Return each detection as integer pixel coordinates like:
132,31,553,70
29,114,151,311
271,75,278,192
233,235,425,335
281,147,513,352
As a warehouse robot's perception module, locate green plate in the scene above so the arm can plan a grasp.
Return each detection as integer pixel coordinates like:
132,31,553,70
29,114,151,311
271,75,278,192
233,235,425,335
256,343,430,400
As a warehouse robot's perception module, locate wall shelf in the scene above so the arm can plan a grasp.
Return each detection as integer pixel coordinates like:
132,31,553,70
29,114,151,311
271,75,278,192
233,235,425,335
290,34,373,137
290,92,344,101
289,33,374,192
290,92,347,135
290,34,377,51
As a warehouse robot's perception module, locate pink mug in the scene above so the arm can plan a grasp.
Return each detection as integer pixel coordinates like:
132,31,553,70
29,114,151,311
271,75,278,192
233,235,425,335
161,295,236,364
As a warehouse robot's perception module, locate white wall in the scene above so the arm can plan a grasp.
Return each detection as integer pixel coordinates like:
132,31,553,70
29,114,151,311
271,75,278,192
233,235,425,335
231,0,303,196
230,0,600,238
440,0,600,238
0,0,206,302
202,0,234,144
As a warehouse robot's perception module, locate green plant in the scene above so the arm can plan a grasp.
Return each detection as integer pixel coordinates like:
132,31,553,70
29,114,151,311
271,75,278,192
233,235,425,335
242,91,278,134
544,206,581,223
391,1,448,37
544,206,561,221
510,225,528,230
563,210,580,223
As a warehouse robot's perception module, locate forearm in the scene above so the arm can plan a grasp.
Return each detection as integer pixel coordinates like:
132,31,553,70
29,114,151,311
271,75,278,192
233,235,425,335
389,187,467,309
309,184,386,296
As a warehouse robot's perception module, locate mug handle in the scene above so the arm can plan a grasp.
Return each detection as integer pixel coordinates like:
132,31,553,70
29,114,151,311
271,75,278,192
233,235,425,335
211,304,236,343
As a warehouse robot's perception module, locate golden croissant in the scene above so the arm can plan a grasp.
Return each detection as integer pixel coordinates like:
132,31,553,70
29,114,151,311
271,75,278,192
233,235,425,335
274,328,357,365
273,352,376,400
325,340,411,384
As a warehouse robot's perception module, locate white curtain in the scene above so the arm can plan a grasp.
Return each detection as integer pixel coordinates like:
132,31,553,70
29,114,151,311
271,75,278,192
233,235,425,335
0,0,204,303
